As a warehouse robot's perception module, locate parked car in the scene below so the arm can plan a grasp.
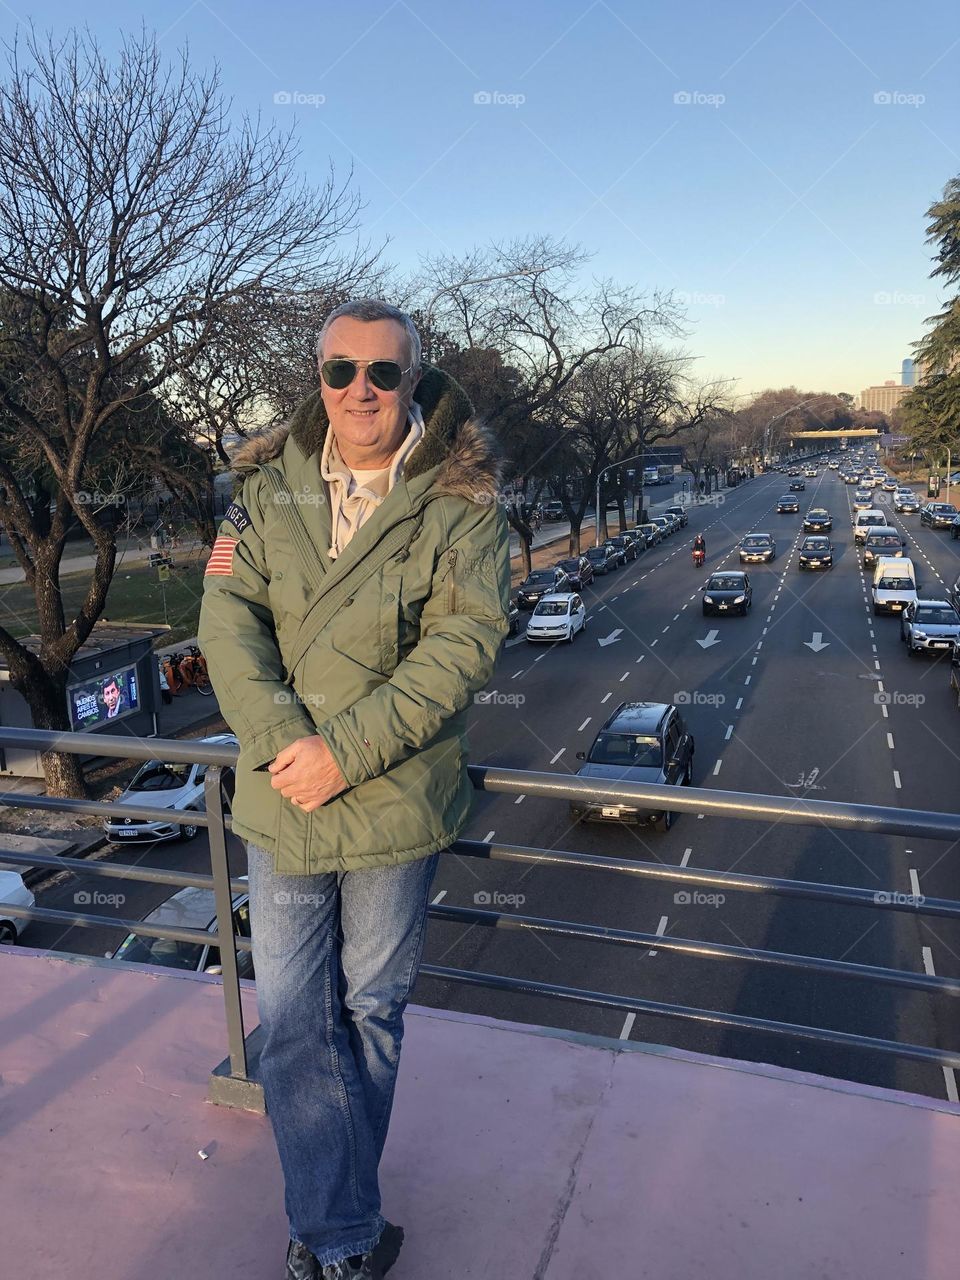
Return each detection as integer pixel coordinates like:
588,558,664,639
570,701,695,831
555,556,594,590
920,502,959,529
516,566,570,608
0,871,35,944
650,516,673,539
702,570,753,615
110,880,253,977
803,508,832,532
739,532,776,564
862,528,905,569
894,491,920,513
606,534,638,562
798,535,833,570
507,600,521,636
636,522,661,546
664,504,688,528
542,500,565,521
603,538,627,567
620,529,645,554
777,494,799,514
585,545,617,575
525,592,587,644
900,599,960,655
103,734,239,845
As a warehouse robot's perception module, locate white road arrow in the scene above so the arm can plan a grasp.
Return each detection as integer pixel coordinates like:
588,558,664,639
696,630,721,649
804,632,830,652
598,628,623,647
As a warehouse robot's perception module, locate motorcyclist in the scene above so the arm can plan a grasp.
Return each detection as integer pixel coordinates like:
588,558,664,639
692,533,706,557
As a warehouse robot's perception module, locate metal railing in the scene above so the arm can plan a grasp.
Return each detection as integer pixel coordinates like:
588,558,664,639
0,725,958,1114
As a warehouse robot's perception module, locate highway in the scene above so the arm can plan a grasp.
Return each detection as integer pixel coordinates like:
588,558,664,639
418,465,960,1102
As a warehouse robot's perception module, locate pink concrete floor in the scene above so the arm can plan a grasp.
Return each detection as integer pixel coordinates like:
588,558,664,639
3,946,960,1279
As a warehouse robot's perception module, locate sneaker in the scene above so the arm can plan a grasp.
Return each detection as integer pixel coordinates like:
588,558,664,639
290,1223,403,1280
286,1238,322,1279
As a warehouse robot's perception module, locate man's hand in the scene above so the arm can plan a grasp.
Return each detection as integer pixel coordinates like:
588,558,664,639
268,736,348,813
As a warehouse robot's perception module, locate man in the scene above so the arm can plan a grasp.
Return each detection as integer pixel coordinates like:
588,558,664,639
198,300,511,1279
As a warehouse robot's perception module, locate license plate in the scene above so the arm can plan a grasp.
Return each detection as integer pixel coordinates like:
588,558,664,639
114,828,139,836
719,604,728,610
601,806,620,817
891,604,902,610
808,560,820,566
933,641,949,648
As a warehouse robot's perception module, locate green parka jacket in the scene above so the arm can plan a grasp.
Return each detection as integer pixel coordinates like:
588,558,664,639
197,365,512,875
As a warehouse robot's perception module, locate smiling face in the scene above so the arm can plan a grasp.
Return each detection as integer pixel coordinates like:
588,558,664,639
318,316,421,469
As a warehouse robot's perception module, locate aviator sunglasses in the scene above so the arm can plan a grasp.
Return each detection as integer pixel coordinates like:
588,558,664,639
320,358,414,392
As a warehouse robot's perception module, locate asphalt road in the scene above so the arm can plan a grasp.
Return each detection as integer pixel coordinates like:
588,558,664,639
26,466,960,1101
417,464,960,1101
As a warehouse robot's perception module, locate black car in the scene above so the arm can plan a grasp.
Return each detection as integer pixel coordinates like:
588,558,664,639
664,504,689,528
920,502,959,529
739,533,776,564
621,529,645,554
803,508,832,533
777,495,799,514
516,566,570,609
606,534,638,563
584,544,617,575
702,571,752,615
603,538,627,567
789,479,806,491
862,529,905,569
507,600,521,635
570,701,695,831
556,556,595,590
798,535,833,570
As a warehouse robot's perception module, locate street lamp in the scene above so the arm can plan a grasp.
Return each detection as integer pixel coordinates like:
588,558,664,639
595,451,647,547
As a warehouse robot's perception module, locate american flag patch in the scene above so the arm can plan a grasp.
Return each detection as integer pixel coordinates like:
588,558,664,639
205,535,238,576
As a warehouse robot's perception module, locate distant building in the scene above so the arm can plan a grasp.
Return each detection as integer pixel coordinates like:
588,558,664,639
859,381,910,414
901,358,915,387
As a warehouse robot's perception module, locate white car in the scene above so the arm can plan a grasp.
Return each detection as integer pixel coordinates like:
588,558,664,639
525,592,587,644
852,488,874,509
0,870,35,943
103,733,238,844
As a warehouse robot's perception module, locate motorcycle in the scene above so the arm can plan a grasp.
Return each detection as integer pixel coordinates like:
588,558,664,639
692,547,705,568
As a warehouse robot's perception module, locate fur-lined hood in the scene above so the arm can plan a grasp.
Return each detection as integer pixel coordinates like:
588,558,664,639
229,364,503,504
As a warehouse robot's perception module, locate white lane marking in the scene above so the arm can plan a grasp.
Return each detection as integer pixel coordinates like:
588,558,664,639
752,656,758,665
874,660,881,670
550,748,566,764
648,914,669,958
601,692,612,703
514,794,525,804
713,759,723,775
511,669,524,679
887,733,894,750
651,638,659,646
893,770,902,789
578,718,592,732
881,704,889,719
483,830,496,843
921,946,960,1103
744,675,751,685
680,847,693,867
877,681,884,693
620,671,630,682
909,868,921,897
725,724,734,740
431,889,447,904
620,1012,637,1039
662,626,670,633
736,697,743,709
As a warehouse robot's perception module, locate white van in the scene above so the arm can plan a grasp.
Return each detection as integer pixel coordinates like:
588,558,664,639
853,508,887,542
872,557,917,615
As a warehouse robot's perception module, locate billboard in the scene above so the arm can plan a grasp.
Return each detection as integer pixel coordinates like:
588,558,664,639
67,663,141,730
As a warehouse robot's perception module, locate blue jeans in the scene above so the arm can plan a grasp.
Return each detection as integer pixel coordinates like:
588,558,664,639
246,842,439,1267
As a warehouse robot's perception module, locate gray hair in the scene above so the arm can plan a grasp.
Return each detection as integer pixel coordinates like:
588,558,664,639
316,299,422,372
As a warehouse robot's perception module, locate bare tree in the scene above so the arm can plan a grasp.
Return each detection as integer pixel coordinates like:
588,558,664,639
0,25,365,796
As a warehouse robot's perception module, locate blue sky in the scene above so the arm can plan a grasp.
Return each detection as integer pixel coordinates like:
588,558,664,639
13,0,960,399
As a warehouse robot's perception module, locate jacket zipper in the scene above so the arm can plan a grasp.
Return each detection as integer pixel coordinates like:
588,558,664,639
445,548,458,612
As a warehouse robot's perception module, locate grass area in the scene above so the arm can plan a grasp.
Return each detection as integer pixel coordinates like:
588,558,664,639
0,552,207,647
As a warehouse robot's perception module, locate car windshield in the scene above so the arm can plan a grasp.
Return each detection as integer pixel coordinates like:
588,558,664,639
113,932,208,971
934,505,958,514
742,537,770,548
534,600,569,616
588,733,663,768
585,548,605,560
779,495,795,502
808,510,828,518
803,539,830,551
130,761,192,792
526,571,553,584
868,536,901,548
916,608,960,626
878,576,913,590
557,560,580,572
707,577,744,591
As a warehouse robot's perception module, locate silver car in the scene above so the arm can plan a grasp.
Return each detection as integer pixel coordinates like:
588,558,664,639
900,600,960,655
110,879,253,977
103,733,238,844
0,871,35,944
